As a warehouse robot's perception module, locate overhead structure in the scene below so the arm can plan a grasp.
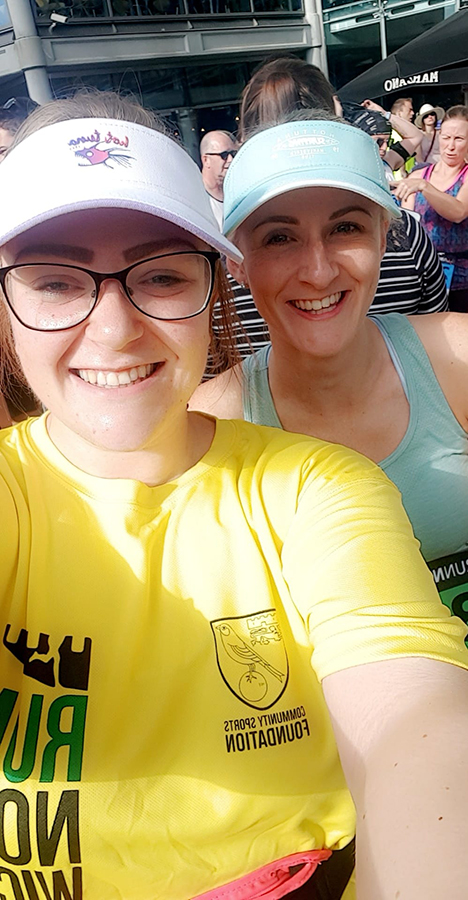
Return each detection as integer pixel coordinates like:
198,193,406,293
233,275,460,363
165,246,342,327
339,9,468,101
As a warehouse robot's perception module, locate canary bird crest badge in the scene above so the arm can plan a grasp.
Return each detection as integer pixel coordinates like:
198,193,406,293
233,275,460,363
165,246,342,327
211,609,289,710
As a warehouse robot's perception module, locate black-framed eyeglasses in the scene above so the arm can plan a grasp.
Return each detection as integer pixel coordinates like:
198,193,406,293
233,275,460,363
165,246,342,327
376,137,389,148
204,150,238,161
0,251,220,333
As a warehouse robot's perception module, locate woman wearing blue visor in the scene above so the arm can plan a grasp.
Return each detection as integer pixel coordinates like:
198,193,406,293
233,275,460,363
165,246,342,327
0,94,467,900
193,110,468,594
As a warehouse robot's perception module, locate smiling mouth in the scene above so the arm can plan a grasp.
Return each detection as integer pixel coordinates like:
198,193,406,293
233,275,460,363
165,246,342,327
290,291,344,313
73,362,161,387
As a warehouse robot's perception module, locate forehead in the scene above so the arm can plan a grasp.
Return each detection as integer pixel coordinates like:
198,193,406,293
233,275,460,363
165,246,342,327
210,134,237,151
244,186,380,226
441,118,468,135
2,208,206,263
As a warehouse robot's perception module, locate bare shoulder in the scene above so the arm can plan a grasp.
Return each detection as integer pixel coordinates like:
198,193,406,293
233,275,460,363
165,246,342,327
410,312,468,428
190,363,244,419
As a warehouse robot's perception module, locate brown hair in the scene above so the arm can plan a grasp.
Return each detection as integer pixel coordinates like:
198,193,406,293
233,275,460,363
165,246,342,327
0,90,241,401
238,57,336,142
444,105,468,123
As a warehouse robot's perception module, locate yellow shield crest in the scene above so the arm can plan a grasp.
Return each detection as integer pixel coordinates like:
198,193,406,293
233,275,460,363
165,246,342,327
211,609,289,710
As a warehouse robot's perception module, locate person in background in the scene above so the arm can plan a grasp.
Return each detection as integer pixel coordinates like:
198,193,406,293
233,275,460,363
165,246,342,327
0,98,29,161
200,129,238,229
360,98,422,175
415,103,445,167
391,96,414,122
238,56,341,141
345,107,447,314
395,105,468,312
3,91,468,900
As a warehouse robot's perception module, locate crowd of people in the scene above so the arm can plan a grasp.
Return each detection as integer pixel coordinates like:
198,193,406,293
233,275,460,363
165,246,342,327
0,58,467,900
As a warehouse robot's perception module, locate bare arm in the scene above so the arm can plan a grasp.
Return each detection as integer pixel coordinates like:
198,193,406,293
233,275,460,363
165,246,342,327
323,657,468,900
362,100,423,166
411,311,468,428
395,174,468,223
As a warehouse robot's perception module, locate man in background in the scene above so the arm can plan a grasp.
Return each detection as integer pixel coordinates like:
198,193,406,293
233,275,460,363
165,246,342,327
391,97,414,122
200,130,238,229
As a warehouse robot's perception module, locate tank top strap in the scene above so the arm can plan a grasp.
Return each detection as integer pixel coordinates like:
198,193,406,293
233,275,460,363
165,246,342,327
423,165,434,181
242,344,282,428
369,313,465,467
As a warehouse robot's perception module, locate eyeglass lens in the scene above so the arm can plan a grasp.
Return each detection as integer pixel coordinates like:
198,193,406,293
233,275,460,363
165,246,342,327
4,253,213,331
376,137,388,148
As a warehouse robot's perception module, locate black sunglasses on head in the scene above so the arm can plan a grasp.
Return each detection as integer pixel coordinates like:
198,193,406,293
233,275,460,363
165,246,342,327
204,150,238,161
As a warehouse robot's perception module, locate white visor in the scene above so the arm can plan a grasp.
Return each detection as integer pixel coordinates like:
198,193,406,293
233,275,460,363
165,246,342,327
0,117,242,262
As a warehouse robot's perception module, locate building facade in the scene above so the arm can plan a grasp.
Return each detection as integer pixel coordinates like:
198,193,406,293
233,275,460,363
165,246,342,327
323,0,461,90
1,0,327,153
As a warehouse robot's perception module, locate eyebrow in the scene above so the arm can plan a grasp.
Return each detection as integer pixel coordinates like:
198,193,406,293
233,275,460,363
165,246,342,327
252,205,373,233
329,205,372,221
14,238,199,267
252,215,299,232
15,244,93,264
124,239,198,264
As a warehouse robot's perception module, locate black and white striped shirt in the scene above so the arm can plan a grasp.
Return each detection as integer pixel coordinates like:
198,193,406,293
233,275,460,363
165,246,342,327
371,209,448,315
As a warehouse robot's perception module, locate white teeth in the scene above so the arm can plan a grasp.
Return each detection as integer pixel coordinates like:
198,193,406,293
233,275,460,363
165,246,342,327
76,363,156,387
293,292,341,312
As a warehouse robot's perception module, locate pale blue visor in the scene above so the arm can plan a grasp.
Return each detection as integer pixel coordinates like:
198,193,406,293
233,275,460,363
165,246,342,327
223,120,400,236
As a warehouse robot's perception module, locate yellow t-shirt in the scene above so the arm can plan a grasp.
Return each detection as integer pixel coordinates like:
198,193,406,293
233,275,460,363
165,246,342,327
0,415,466,899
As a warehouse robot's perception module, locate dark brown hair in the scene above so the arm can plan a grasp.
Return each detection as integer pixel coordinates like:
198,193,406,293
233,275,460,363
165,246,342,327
0,90,241,401
239,57,336,142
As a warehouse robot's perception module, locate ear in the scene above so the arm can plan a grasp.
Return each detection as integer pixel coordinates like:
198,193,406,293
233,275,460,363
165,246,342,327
227,256,248,286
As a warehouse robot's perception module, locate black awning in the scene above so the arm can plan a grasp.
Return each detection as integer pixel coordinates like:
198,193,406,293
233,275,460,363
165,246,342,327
339,9,468,101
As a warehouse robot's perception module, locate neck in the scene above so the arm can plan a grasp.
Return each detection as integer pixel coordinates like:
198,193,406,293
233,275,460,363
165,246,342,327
202,174,224,202
435,158,465,177
47,409,215,485
267,318,381,423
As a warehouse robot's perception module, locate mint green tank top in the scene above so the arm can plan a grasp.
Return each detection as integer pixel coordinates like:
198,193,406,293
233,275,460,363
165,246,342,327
242,313,468,571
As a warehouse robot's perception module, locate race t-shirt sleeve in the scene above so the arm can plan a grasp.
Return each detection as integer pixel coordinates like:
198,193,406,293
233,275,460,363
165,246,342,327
281,448,468,682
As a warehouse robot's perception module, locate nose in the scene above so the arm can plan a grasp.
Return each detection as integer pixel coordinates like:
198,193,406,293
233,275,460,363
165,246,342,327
84,279,145,348
297,241,340,289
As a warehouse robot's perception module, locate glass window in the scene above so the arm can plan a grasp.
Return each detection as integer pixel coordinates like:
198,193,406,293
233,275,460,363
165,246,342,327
325,19,382,89
385,6,452,56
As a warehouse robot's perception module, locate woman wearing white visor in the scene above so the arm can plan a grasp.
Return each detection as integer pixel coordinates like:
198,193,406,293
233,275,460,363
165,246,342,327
0,94,467,900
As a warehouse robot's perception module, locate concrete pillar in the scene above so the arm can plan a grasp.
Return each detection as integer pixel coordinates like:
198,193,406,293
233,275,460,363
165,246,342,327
303,0,328,77
177,107,200,164
5,0,53,104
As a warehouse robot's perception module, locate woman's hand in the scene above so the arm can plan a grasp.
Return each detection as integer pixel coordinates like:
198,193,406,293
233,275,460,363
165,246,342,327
394,178,426,203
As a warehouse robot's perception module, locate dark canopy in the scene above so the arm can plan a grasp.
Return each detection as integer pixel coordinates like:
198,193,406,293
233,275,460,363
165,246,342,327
339,9,468,101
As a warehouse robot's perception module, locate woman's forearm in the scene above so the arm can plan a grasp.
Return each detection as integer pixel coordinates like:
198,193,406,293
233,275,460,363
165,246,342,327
422,179,468,222
355,696,468,899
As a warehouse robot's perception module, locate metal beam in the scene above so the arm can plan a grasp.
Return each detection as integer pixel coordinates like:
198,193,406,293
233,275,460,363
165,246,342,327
5,0,52,102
